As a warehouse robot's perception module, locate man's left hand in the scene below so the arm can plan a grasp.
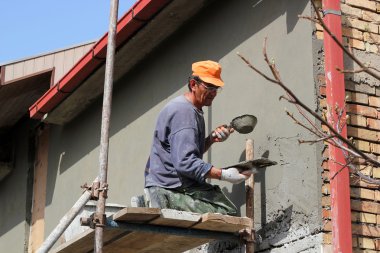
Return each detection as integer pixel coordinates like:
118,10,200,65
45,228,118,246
212,125,234,142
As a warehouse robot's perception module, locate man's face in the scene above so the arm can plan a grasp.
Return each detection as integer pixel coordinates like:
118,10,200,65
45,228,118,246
193,80,220,108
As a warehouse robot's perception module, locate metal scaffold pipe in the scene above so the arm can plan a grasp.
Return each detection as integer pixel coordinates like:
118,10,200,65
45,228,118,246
94,0,119,252
36,190,92,253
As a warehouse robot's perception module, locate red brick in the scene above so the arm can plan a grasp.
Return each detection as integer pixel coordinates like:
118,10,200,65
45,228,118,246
315,22,323,32
352,157,370,165
323,220,332,231
316,31,324,40
351,199,380,214
352,237,358,248
321,124,330,134
369,96,380,107
351,92,369,104
363,10,380,23
322,160,328,170
343,27,364,40
343,17,379,33
346,104,378,118
351,211,376,223
351,187,375,200
322,209,331,219
373,168,380,178
347,126,379,142
347,38,366,50
322,170,329,181
358,165,373,177
370,143,380,154
322,196,331,207
346,0,376,10
322,147,329,158
320,85,326,96
375,190,380,201
320,98,327,108
323,233,332,244
322,183,330,195
350,177,380,189
364,32,380,44
355,139,371,152
358,237,376,250
349,115,367,127
367,118,380,130
346,91,353,102
375,239,380,250
352,223,380,237
341,3,362,18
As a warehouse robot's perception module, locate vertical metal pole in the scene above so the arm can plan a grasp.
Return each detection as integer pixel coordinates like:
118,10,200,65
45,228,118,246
94,0,119,252
322,1,352,252
245,139,254,253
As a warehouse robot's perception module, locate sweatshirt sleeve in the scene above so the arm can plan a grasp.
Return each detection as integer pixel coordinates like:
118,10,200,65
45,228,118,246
169,127,212,183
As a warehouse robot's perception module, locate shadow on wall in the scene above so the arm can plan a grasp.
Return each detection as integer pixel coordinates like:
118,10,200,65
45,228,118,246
221,148,271,221
0,119,34,239
45,0,309,206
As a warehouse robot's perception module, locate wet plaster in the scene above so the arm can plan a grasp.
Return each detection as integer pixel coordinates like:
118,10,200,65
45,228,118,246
344,49,380,87
252,134,321,251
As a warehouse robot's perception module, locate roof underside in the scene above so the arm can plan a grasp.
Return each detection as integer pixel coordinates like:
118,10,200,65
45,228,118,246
0,70,52,129
31,0,208,125
0,41,95,131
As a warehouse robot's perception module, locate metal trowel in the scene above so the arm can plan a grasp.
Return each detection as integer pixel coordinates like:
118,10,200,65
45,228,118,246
229,114,257,134
212,114,257,137
222,158,277,173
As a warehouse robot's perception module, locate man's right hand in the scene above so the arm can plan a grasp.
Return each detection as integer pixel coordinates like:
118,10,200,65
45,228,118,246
220,167,249,184
211,125,234,142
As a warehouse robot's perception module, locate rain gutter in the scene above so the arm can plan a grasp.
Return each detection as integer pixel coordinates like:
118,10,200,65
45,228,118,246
29,0,171,119
322,0,352,252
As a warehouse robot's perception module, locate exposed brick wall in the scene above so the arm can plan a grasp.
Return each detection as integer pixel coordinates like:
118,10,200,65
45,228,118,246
315,0,380,251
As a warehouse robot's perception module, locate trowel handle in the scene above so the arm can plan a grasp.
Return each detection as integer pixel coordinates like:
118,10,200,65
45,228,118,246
211,124,231,138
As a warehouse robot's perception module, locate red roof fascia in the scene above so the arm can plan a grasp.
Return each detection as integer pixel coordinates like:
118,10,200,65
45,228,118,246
29,0,171,119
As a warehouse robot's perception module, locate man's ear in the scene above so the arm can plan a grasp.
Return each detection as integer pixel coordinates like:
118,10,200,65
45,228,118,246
189,79,197,91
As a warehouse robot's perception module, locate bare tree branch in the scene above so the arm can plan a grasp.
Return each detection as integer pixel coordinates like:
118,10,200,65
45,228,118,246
309,0,380,80
286,110,324,138
299,135,336,145
238,50,380,169
237,0,380,185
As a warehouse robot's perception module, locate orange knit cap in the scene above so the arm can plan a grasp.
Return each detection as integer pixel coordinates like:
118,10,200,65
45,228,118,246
192,60,224,87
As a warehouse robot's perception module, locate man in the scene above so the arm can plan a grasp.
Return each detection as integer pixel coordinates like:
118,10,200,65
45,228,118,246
144,60,251,215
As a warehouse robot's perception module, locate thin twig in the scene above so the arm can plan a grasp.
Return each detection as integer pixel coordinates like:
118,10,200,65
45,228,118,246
330,157,354,181
336,67,366,74
298,15,320,24
238,50,380,168
299,135,336,144
286,110,324,138
310,0,380,80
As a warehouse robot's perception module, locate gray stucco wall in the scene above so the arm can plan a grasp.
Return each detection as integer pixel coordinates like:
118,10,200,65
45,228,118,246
44,0,322,251
0,120,31,253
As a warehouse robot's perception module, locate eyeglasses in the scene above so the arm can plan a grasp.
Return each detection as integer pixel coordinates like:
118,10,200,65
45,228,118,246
198,82,222,93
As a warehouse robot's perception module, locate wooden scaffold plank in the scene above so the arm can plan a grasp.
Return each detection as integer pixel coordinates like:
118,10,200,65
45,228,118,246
51,207,252,253
193,213,253,233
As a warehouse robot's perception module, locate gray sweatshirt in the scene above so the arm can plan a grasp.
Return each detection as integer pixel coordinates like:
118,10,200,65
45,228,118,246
145,95,213,189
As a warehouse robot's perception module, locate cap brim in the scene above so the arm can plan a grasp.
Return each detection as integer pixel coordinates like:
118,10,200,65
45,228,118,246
199,76,224,87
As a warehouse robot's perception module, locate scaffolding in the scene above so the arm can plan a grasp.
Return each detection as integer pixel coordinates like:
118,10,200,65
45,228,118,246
35,0,267,252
